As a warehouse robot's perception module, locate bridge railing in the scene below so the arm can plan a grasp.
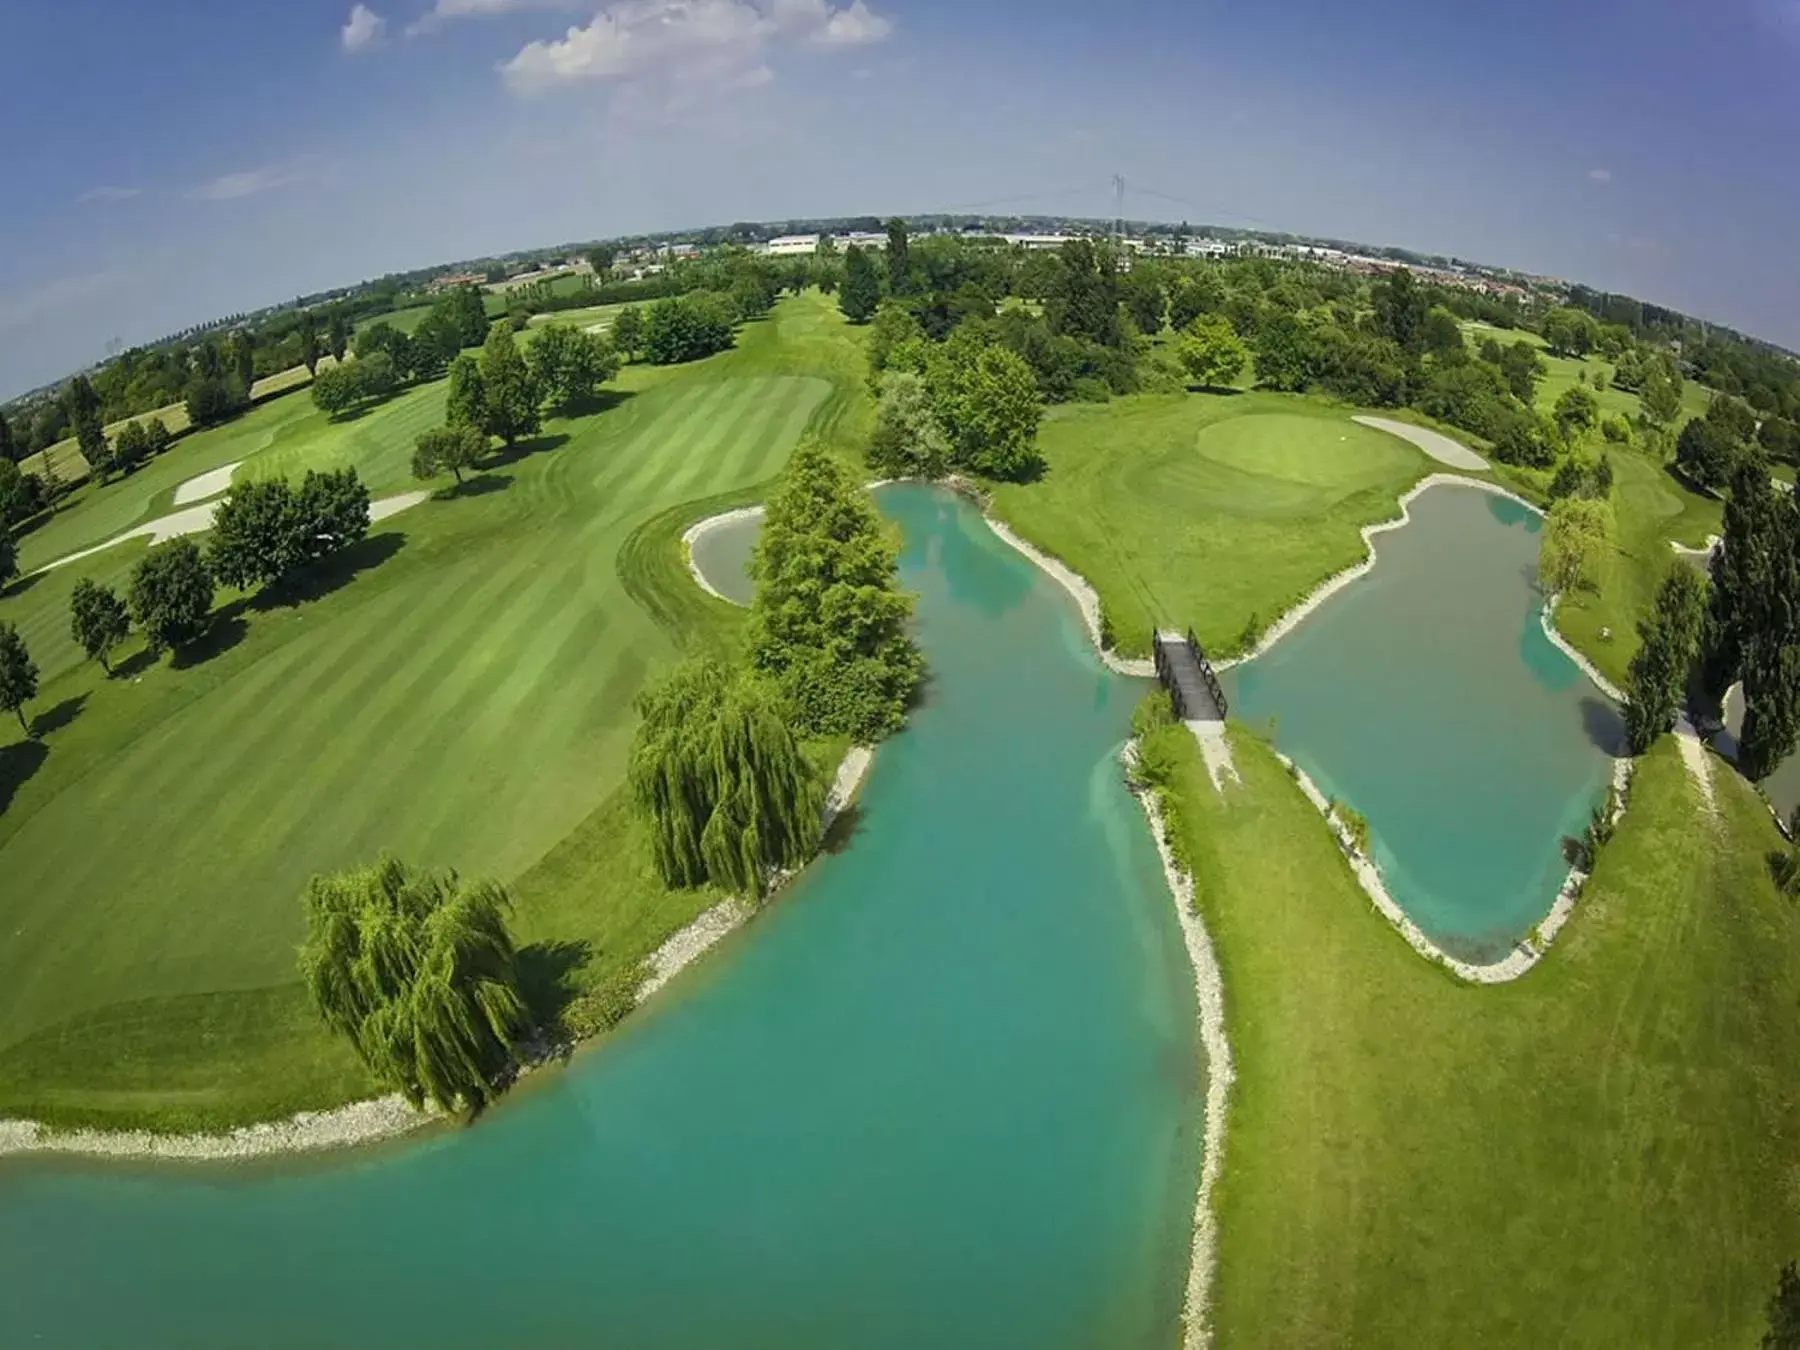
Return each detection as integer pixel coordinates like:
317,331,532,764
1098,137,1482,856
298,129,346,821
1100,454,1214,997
1186,627,1229,720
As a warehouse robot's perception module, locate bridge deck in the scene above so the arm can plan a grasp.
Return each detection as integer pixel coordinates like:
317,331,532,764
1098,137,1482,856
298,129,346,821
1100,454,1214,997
1153,629,1225,723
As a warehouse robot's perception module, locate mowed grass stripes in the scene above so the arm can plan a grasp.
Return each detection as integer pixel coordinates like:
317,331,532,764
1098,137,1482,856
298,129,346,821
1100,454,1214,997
0,303,840,1074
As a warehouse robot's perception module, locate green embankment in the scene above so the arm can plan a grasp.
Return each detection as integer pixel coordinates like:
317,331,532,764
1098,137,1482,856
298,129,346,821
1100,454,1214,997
987,392,1430,656
0,293,871,1131
1150,726,1800,1347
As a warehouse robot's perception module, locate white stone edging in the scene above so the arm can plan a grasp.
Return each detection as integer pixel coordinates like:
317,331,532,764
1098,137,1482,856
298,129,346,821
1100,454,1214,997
1122,742,1234,1350
1279,750,1633,983
681,504,766,605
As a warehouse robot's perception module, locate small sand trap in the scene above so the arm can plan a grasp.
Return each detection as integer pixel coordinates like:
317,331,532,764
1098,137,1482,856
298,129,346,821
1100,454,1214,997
172,461,242,506
371,490,430,523
1353,415,1490,471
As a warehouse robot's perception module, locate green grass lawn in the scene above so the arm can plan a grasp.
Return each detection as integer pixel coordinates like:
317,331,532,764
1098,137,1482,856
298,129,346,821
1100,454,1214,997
1555,445,1723,689
1155,726,1800,1347
1463,321,1713,424
0,292,871,1130
986,392,1431,656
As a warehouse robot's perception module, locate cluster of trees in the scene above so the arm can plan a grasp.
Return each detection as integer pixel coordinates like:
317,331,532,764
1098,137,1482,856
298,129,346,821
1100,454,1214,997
299,856,528,1111
209,468,371,593
641,293,738,365
1700,464,1800,779
869,323,1045,481
1675,393,1766,492
0,456,49,531
411,320,620,488
748,443,924,739
311,354,402,417
628,445,920,903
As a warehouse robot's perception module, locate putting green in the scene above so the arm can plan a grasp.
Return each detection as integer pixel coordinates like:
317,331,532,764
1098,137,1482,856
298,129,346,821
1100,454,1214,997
0,294,853,1119
989,394,1429,655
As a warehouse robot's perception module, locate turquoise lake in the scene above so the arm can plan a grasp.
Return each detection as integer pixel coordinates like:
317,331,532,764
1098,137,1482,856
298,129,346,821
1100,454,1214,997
0,485,1202,1350
1221,486,1620,961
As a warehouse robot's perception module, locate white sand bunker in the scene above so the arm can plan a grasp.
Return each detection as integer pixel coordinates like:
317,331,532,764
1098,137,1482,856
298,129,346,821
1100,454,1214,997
172,460,242,506
34,490,432,577
1353,415,1490,471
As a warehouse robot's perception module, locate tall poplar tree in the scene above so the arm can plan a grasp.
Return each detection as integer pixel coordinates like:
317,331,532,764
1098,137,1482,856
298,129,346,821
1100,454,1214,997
839,245,880,323
476,321,540,448
1623,564,1706,754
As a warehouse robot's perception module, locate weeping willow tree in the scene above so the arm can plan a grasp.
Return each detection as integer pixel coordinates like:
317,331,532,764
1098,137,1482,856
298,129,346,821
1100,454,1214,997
299,857,528,1112
628,659,824,900
747,441,923,739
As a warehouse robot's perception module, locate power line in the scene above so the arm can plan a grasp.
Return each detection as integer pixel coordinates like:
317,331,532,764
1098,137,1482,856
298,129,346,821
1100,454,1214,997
1128,183,1267,226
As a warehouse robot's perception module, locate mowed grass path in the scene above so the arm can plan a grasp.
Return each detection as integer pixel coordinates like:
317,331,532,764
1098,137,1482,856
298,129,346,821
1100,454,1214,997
1161,729,1800,1346
988,393,1428,656
0,295,855,1124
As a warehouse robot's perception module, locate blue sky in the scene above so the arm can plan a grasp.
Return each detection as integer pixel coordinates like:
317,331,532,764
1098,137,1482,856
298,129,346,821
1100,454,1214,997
2,0,1797,398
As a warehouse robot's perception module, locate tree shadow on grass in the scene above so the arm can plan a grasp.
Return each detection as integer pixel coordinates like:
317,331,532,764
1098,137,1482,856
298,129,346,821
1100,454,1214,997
30,694,87,739
170,608,249,669
0,736,48,818
485,432,570,470
440,473,512,500
556,388,636,421
517,938,593,1034
251,531,407,612
1,569,47,600
110,644,159,682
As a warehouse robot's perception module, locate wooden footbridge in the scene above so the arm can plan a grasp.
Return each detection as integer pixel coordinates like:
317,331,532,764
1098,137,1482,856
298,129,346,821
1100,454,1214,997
1153,628,1227,723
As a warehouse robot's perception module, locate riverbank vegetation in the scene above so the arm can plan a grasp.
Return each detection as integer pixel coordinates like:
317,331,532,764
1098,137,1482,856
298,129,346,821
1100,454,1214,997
0,290,872,1131
1161,727,1800,1346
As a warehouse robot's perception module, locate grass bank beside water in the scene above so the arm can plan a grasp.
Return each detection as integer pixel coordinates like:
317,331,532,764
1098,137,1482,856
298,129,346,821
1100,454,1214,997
0,292,877,1133
1159,727,1800,1347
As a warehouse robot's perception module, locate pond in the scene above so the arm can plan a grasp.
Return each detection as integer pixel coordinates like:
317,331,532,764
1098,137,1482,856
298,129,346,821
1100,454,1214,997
0,485,1202,1350
688,507,763,606
1221,486,1620,962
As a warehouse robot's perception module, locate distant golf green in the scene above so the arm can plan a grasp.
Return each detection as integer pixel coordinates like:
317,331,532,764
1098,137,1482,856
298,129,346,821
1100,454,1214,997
988,393,1429,656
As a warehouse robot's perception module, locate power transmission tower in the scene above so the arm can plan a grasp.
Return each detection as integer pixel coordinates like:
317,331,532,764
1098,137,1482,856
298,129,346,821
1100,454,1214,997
1112,173,1126,242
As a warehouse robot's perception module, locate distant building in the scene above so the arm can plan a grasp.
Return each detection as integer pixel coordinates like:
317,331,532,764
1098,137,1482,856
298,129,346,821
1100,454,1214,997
763,234,821,256
428,271,484,293
1002,232,1081,251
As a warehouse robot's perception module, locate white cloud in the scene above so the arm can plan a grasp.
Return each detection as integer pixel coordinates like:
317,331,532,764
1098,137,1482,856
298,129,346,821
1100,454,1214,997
499,0,893,95
1587,167,1612,184
342,3,387,50
407,0,578,37
815,0,890,46
77,186,142,204
189,159,317,202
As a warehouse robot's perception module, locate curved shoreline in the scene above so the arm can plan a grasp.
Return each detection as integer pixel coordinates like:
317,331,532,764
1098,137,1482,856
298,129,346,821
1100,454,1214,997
1123,742,1234,1350
681,504,765,604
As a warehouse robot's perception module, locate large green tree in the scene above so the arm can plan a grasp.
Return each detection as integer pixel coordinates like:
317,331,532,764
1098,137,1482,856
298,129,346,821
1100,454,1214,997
748,443,923,739
60,375,106,470
298,309,321,375
209,470,370,592
528,323,620,411
611,305,643,361
412,424,488,487
1700,461,1786,705
1178,313,1248,389
1371,268,1430,352
127,538,215,656
299,856,528,1112
1538,496,1613,595
865,371,950,480
628,659,824,900
885,217,911,295
326,307,351,363
68,577,131,675
0,622,37,735
839,244,881,323
476,321,541,448
1622,564,1707,754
